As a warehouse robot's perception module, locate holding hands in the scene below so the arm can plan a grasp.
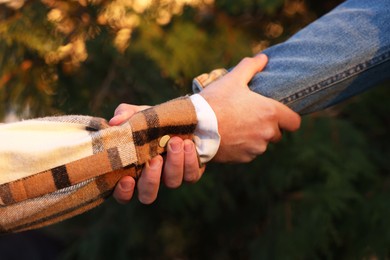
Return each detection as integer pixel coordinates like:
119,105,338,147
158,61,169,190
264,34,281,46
109,104,206,204
112,54,300,204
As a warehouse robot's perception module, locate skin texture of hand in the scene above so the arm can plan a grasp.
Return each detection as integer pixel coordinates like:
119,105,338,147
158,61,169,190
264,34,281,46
200,54,301,163
109,104,205,204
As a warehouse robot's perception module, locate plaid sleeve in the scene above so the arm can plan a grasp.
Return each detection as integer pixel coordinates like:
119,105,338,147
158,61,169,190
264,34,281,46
0,96,197,233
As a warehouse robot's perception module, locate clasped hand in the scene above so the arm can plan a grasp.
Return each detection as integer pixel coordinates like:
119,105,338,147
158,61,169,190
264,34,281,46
111,54,301,204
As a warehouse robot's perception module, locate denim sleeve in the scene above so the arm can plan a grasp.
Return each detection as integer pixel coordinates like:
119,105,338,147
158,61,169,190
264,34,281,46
251,0,390,114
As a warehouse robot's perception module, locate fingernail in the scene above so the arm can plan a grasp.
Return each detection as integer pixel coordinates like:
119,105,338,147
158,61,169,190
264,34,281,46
119,180,134,192
184,141,193,152
149,157,161,169
169,141,182,152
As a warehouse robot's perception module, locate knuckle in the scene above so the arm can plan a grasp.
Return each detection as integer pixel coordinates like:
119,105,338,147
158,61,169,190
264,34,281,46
253,144,267,156
142,173,160,187
263,105,278,120
169,159,183,169
262,127,278,141
163,171,183,188
259,145,267,154
163,169,183,188
240,148,260,163
242,154,256,163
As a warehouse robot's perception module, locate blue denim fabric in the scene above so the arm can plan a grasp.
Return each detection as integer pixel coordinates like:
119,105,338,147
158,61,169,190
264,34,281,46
251,0,390,114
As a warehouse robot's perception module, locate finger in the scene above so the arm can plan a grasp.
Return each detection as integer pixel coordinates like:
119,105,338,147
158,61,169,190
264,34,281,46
230,54,268,84
198,164,206,179
109,104,150,126
109,114,129,126
113,104,150,116
271,100,301,132
137,156,163,204
109,104,138,126
183,140,201,183
162,137,184,188
267,126,283,143
113,176,136,204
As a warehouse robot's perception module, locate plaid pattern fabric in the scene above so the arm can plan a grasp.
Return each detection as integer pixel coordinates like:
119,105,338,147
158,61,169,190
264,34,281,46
0,97,197,233
192,68,227,93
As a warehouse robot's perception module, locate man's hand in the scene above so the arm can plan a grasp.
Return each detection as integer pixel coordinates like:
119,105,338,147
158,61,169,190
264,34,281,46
109,54,300,203
109,104,205,205
200,54,301,163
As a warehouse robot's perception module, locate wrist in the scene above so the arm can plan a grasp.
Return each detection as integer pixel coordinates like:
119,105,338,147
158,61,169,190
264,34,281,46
189,94,220,163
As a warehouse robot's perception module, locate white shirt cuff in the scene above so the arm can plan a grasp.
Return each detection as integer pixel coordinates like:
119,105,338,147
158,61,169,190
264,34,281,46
189,94,220,163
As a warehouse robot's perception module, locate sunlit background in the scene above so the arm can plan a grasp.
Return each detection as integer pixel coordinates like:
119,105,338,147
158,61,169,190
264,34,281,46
1,0,389,259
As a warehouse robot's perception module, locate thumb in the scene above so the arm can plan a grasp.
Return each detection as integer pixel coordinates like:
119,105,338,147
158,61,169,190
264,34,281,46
230,54,268,85
109,104,150,126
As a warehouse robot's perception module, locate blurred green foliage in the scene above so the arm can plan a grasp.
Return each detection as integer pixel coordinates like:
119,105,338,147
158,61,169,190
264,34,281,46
1,0,389,259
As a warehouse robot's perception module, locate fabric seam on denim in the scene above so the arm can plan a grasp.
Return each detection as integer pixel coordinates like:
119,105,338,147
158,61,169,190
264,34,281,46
280,49,390,105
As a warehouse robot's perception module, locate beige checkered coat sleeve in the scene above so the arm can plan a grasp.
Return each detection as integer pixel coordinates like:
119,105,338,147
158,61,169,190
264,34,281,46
0,97,197,233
